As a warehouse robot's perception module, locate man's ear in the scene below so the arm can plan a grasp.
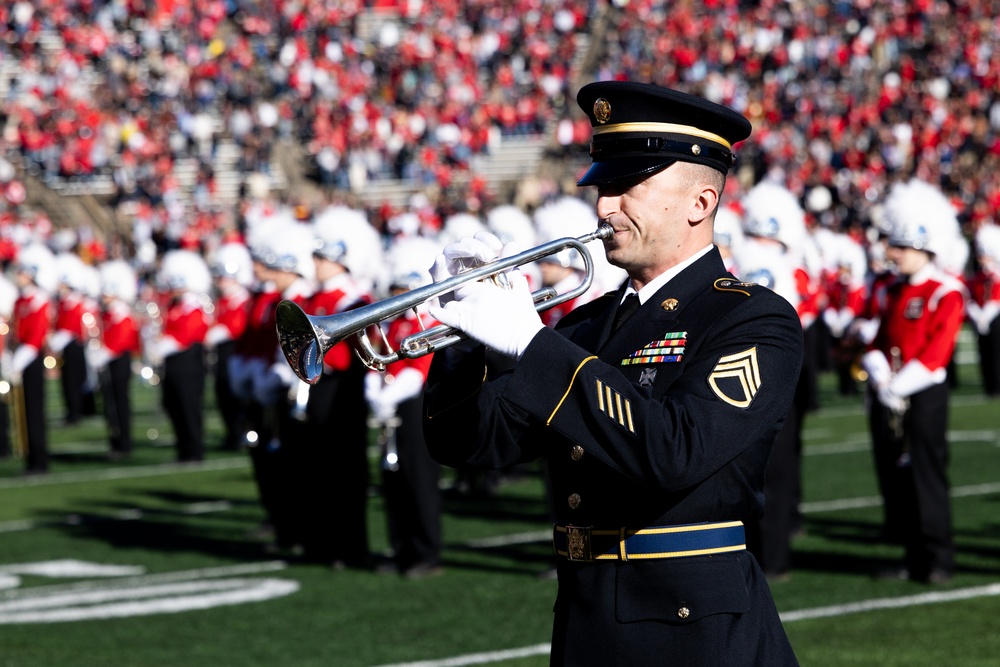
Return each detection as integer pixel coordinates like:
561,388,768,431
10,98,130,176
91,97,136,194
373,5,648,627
689,182,720,227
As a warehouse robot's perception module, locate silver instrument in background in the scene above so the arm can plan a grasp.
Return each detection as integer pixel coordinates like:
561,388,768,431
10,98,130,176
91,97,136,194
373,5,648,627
276,224,613,382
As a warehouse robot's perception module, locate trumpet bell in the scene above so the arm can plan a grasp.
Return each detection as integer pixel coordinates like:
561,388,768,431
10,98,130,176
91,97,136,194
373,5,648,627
275,300,327,385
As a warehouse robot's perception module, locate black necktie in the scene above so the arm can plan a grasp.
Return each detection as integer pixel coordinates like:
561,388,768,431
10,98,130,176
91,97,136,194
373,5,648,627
612,293,640,332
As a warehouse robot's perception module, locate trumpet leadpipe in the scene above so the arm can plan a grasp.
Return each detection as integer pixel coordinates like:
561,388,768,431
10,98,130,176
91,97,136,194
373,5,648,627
276,224,613,382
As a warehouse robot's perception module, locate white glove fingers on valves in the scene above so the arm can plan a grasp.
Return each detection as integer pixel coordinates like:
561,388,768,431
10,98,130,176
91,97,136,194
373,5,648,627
429,269,543,360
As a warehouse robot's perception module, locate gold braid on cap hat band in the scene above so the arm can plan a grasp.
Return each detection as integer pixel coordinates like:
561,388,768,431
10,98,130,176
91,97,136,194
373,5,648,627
592,122,732,149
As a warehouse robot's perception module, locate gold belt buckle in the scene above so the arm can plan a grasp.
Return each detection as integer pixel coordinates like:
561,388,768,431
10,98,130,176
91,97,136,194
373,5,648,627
565,525,593,561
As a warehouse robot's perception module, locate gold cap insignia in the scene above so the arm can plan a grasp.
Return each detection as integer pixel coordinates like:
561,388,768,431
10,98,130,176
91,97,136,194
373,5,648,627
661,298,679,311
707,347,761,409
691,144,702,156
594,98,612,124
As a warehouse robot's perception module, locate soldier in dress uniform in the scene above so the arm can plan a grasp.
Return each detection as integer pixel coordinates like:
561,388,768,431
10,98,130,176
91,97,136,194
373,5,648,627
11,243,58,474
366,236,444,578
966,224,1000,395
861,178,966,584
297,205,382,567
153,250,211,463
91,260,141,460
207,242,253,451
424,81,801,665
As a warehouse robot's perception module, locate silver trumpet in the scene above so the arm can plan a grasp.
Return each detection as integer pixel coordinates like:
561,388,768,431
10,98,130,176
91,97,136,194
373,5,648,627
276,224,613,382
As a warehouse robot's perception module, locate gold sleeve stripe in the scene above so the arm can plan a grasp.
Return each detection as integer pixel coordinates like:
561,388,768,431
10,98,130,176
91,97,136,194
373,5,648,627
547,356,599,426
615,393,625,426
606,386,614,418
596,379,605,411
592,122,732,148
625,401,634,432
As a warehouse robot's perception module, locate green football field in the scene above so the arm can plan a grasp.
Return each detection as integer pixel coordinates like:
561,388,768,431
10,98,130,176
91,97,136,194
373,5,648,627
1,329,999,667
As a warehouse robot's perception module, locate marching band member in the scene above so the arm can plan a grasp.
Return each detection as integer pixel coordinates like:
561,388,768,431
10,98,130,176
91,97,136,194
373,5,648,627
735,179,807,581
366,236,443,578
207,242,253,451
298,205,382,567
967,223,1000,395
11,243,58,474
50,251,92,425
153,250,211,463
0,273,18,459
248,219,316,554
91,260,141,460
861,178,966,584
823,233,870,396
229,218,285,543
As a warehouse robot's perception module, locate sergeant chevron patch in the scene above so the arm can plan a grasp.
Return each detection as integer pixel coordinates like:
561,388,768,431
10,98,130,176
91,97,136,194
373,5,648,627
596,379,635,433
621,332,688,365
707,347,761,408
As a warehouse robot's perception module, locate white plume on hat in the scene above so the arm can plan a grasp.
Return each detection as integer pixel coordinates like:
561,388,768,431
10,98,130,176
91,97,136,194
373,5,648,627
0,273,17,319
486,205,537,248
79,263,101,300
211,242,254,287
832,233,868,285
438,212,486,246
534,195,626,293
881,179,960,257
383,236,440,295
54,252,89,292
311,204,382,289
159,250,212,295
713,205,745,250
974,223,1000,269
16,243,58,293
99,260,138,303
741,180,807,251
262,221,317,283
732,238,800,310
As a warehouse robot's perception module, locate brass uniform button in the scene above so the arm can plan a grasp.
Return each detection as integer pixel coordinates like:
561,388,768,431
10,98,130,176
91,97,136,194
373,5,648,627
567,493,582,510
661,298,679,311
570,446,585,461
677,607,690,620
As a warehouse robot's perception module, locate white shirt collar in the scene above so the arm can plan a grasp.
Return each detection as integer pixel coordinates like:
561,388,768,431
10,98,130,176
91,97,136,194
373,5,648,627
622,244,714,305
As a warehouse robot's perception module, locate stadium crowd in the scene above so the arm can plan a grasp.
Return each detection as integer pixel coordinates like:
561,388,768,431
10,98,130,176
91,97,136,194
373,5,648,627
1,1,1000,581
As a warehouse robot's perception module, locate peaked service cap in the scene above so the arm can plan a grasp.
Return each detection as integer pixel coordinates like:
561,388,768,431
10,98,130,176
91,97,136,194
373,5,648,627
576,81,752,187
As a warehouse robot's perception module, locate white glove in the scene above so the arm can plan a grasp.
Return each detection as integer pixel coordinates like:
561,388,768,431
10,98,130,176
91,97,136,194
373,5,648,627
861,350,891,388
48,330,73,354
979,302,1000,335
86,343,111,370
890,359,945,398
205,324,232,347
429,232,505,306
876,384,907,413
10,345,38,378
848,318,880,345
430,269,543,360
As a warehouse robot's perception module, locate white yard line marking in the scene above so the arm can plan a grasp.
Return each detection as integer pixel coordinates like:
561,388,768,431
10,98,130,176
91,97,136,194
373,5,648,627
370,583,1000,667
0,456,249,489
779,582,1000,622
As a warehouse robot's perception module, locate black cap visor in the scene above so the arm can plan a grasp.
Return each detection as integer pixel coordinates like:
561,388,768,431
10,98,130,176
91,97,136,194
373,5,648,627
577,156,676,187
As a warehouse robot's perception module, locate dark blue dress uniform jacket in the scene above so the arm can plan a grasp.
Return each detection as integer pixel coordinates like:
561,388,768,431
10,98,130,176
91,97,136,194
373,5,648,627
424,247,802,666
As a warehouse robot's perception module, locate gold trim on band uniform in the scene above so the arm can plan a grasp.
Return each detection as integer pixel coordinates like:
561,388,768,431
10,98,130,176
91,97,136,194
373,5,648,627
592,122,732,149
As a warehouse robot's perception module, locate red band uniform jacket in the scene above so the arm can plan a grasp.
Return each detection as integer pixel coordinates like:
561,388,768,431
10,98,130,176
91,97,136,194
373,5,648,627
424,248,802,665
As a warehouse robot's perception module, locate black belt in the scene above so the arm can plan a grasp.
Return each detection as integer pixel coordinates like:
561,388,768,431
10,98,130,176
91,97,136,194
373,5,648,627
553,521,745,561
